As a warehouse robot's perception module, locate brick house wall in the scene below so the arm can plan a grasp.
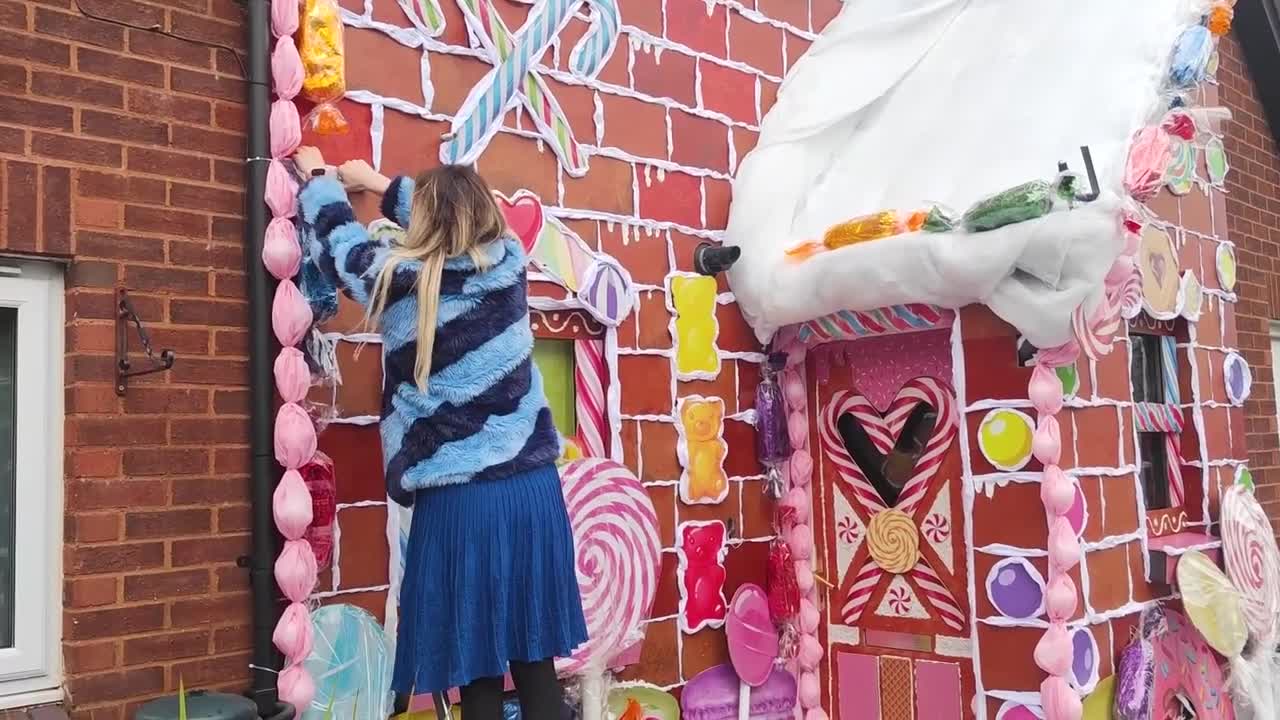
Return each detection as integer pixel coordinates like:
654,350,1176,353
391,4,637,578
1218,36,1280,540
0,0,254,716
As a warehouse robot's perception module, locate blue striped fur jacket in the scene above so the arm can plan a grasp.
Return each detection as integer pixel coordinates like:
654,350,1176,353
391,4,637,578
298,175,561,506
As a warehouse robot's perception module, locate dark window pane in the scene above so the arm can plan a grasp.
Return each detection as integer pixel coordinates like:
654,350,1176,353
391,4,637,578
1139,432,1170,510
0,307,14,648
1130,334,1165,404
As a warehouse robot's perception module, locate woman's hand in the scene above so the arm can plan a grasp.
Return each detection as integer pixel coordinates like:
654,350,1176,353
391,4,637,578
338,159,391,195
293,146,326,180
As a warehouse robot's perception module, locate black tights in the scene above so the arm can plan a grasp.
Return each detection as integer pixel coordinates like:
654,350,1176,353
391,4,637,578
459,659,563,720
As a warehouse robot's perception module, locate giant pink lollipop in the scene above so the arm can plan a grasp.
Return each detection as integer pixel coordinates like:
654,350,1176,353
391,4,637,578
727,584,780,720
556,458,661,720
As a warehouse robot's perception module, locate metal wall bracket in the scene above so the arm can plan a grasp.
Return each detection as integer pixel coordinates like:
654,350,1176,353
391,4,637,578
115,288,176,396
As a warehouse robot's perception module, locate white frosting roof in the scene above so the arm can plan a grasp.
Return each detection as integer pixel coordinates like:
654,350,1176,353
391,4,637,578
725,0,1201,347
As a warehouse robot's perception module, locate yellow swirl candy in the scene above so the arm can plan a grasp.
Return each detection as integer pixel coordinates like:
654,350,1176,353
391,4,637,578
867,509,920,574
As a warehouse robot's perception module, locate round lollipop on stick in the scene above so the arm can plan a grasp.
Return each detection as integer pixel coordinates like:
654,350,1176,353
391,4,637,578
556,459,662,720
727,584,780,720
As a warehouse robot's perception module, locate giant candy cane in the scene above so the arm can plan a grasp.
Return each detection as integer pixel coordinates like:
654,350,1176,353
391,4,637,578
441,0,619,173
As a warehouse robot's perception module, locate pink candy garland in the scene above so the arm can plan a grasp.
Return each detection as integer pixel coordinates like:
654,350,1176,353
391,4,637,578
265,0,317,710
776,336,828,720
1028,354,1082,720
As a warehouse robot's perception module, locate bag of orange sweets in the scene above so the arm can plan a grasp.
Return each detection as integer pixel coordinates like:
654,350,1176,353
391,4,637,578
299,0,348,134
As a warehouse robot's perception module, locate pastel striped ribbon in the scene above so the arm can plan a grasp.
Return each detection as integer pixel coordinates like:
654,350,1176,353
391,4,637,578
820,378,965,631
797,304,951,343
574,338,608,457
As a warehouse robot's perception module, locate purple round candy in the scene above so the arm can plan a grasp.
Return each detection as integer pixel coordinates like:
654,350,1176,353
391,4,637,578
1224,352,1251,405
987,558,1045,619
1071,627,1098,689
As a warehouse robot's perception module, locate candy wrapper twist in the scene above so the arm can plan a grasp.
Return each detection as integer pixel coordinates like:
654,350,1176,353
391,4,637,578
299,0,349,134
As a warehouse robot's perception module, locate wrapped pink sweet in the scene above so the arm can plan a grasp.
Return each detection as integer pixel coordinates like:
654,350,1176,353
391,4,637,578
1124,126,1172,201
272,37,304,100
263,216,302,280
271,0,299,37
1048,517,1081,571
275,538,319,602
270,98,302,159
1040,675,1082,720
273,402,317,469
274,347,311,404
1034,622,1073,675
272,601,314,661
278,662,316,710
1028,363,1063,415
1032,415,1061,465
273,468,314,540
265,159,298,218
272,280,314,348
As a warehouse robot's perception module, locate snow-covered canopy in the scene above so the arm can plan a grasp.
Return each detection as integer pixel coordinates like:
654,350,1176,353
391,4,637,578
725,0,1199,347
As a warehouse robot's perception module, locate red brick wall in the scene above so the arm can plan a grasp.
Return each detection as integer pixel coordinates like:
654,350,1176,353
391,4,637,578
1219,35,1280,538
0,1,252,716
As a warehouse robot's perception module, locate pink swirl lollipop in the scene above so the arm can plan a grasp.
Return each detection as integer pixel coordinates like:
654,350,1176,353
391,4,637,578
1221,484,1280,643
557,458,661,719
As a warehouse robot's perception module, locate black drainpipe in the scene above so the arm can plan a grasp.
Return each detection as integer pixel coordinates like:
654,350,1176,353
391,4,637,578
242,1,286,717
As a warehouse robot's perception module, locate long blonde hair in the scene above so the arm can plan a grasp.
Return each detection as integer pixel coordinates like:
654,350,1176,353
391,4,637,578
365,165,507,390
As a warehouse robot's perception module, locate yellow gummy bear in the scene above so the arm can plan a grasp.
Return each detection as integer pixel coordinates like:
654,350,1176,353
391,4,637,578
671,276,719,378
680,398,728,504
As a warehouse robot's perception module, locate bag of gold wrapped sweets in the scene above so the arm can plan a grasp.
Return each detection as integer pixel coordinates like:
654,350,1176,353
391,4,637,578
299,0,349,134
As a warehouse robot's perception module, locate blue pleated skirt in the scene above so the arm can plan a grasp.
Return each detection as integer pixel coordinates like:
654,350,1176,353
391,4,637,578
391,464,588,694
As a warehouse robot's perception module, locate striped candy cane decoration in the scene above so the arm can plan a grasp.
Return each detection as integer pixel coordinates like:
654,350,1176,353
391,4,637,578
909,563,966,631
444,0,620,176
1166,433,1185,508
443,0,577,166
455,0,585,174
397,0,446,36
1160,335,1180,405
1133,402,1184,433
820,378,957,516
569,0,620,77
821,378,965,631
574,338,608,458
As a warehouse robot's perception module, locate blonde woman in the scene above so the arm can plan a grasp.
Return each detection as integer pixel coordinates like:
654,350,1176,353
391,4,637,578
293,148,586,719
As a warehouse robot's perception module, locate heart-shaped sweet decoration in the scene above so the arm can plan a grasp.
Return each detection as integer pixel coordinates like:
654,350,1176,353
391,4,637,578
494,190,544,255
1139,226,1180,319
821,377,957,515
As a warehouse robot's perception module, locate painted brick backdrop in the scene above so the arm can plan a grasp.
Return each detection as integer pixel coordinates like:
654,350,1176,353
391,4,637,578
298,0,841,703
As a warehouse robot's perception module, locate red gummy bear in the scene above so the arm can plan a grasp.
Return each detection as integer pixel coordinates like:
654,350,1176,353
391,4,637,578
679,521,728,632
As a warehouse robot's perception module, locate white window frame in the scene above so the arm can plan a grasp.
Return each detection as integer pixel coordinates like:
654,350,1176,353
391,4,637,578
1272,321,1280,437
0,259,63,707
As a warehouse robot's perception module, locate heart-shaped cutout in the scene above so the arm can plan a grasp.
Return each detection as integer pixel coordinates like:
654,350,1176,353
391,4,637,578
838,404,936,507
494,191,544,254
820,377,958,515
